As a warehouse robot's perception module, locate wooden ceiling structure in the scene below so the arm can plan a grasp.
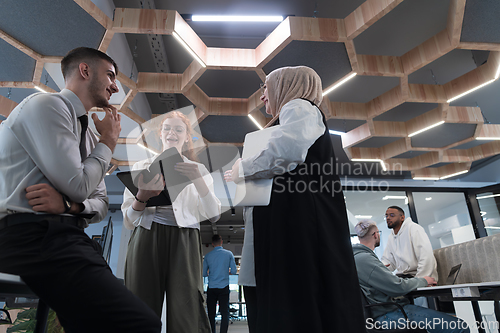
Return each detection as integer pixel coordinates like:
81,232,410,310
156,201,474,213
2,0,500,180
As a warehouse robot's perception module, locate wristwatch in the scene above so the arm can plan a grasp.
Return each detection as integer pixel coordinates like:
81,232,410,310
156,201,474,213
62,194,72,214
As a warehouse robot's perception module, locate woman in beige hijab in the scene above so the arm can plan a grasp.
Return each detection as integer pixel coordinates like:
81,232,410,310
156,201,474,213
225,66,365,333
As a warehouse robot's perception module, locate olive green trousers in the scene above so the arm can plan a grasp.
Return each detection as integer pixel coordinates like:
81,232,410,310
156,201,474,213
125,223,210,333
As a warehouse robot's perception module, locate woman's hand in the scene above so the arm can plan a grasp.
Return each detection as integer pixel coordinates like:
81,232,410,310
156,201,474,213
224,159,243,183
136,173,164,202
174,162,202,181
175,162,209,197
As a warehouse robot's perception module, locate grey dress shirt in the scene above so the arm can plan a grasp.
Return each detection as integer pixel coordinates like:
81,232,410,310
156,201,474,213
0,89,112,226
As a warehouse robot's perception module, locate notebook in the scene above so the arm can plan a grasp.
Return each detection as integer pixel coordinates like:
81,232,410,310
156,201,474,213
445,264,462,285
233,126,278,206
117,147,190,207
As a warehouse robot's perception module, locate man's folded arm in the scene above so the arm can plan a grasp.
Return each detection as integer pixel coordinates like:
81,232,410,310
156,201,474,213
10,94,111,203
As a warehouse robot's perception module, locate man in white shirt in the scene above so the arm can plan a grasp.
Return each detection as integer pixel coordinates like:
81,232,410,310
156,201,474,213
381,206,438,281
0,47,160,332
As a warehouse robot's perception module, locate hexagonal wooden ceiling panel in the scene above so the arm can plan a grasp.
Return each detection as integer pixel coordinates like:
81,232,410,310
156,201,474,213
2,0,500,181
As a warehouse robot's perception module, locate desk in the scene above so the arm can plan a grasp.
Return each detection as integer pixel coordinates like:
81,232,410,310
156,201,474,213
408,281,500,333
0,273,48,332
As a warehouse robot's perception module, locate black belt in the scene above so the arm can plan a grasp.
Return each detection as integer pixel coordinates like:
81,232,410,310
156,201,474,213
0,213,83,230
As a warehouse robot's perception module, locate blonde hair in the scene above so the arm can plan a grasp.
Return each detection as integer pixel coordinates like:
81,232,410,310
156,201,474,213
355,220,377,238
158,111,198,162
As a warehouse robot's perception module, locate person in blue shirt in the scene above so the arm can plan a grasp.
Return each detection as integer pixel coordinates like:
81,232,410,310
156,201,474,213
203,234,237,333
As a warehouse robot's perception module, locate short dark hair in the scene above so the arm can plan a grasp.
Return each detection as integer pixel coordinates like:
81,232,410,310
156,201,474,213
212,234,222,244
61,47,118,80
388,206,405,216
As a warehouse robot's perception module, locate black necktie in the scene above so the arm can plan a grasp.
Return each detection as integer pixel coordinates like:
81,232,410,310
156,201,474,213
78,115,88,161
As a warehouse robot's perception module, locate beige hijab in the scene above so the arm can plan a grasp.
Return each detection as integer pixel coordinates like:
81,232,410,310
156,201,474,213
264,66,323,127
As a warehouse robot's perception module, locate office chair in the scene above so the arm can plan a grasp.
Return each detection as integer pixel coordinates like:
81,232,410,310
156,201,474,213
98,217,113,264
360,291,428,333
0,308,12,324
229,304,239,323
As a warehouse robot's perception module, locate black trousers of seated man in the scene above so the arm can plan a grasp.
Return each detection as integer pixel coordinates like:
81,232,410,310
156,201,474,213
0,219,161,333
207,286,230,333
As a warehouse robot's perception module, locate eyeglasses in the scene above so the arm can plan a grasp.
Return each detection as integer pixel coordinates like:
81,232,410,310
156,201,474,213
162,125,186,133
384,213,401,218
371,230,381,236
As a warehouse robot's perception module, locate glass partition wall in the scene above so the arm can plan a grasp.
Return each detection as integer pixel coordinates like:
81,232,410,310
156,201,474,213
412,192,475,249
344,187,485,256
475,192,500,236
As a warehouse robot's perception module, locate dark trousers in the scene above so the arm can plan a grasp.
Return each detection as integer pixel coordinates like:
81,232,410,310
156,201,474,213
0,219,161,333
243,286,257,333
207,286,230,333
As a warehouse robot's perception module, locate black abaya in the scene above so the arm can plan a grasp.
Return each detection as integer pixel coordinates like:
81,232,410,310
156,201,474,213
252,104,366,332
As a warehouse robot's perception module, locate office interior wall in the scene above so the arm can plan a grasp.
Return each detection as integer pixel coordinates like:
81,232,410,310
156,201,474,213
413,192,475,249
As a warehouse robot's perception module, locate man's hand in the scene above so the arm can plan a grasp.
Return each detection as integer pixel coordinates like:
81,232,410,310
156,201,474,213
92,106,121,152
423,276,437,287
26,183,65,214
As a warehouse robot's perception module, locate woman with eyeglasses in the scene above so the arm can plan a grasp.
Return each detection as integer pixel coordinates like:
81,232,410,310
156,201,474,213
225,66,365,333
122,111,221,333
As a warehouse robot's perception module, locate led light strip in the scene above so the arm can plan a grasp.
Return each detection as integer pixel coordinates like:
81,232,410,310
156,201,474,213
329,130,344,136
447,79,495,103
476,193,500,200
351,158,386,171
192,15,283,22
476,137,500,140
408,121,445,137
322,72,357,96
413,177,440,180
34,85,47,93
355,215,372,219
248,114,264,130
137,142,158,155
382,196,407,200
172,31,206,68
439,169,468,180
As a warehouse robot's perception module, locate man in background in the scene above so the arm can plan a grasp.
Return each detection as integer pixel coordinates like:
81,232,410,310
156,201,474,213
203,234,237,333
353,220,469,333
0,47,160,332
382,206,438,281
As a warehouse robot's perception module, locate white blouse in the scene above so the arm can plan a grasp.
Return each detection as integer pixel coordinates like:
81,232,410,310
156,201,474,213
238,99,325,286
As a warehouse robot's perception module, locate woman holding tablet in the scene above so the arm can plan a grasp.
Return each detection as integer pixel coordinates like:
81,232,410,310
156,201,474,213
122,111,221,333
